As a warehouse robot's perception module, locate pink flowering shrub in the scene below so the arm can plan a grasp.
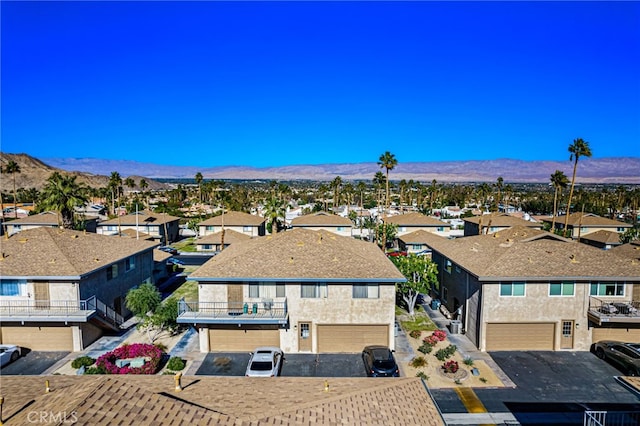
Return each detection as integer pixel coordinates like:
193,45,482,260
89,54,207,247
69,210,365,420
96,343,164,375
432,330,447,341
442,360,459,374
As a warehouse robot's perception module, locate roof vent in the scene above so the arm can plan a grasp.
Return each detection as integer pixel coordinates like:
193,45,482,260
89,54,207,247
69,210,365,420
71,235,78,239
19,238,28,243
570,254,579,263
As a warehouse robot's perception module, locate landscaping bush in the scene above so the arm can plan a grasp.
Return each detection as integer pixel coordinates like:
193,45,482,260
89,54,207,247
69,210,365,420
442,360,459,374
432,329,447,341
71,356,96,369
96,343,164,375
463,357,474,366
409,356,427,368
435,344,457,361
409,330,422,339
166,356,186,371
418,342,434,354
84,365,107,375
416,371,429,380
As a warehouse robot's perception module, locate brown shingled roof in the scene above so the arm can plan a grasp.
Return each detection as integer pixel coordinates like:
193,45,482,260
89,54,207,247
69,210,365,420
0,375,444,426
191,228,405,281
98,210,180,226
579,230,623,245
196,229,252,245
550,212,632,228
198,211,265,226
398,229,449,244
4,211,60,225
611,241,640,262
291,211,353,227
384,212,449,227
0,227,157,278
463,212,540,228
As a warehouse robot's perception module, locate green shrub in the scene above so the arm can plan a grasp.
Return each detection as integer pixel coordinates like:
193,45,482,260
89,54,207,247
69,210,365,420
463,357,474,366
71,356,96,369
435,344,457,361
166,356,186,371
418,342,434,354
479,377,488,383
416,371,429,380
409,356,427,368
84,365,107,375
409,330,422,339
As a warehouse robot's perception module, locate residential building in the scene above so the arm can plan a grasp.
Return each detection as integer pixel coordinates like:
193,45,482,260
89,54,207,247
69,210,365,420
426,226,640,351
195,229,251,252
544,212,632,239
462,212,541,236
579,230,624,250
384,212,451,237
397,229,449,256
0,227,158,351
96,210,180,244
290,211,353,237
178,228,405,354
197,211,265,238
4,211,97,236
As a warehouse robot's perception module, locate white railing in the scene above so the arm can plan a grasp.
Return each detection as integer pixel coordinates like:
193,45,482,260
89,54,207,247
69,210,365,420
584,410,640,426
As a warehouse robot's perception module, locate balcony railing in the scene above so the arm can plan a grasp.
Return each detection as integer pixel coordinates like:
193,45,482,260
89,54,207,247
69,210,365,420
584,410,640,425
588,297,640,325
177,299,288,325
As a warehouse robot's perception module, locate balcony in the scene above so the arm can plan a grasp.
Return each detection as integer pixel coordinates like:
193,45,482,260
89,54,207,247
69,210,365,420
177,299,288,325
0,296,123,328
588,297,640,325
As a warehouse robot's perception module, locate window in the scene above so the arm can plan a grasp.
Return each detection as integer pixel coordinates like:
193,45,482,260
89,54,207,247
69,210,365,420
617,227,625,232
500,282,525,297
411,244,421,251
590,282,624,297
455,266,461,274
301,283,327,298
106,226,117,231
243,226,252,232
549,281,574,296
107,264,119,280
437,227,444,232
249,282,285,298
337,226,344,231
202,244,213,250
125,256,135,272
399,226,406,232
445,259,452,274
206,226,214,231
353,284,379,299
442,286,448,302
0,279,26,296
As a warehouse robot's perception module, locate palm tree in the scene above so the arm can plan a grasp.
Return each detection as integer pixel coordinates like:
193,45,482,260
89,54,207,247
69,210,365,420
563,138,592,236
108,171,122,216
494,177,504,212
263,196,285,234
40,172,89,229
138,178,149,208
550,170,569,232
377,151,398,250
3,160,21,218
195,172,204,202
330,176,342,213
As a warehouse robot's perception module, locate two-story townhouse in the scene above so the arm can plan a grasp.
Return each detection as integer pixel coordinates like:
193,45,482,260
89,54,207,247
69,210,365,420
290,211,353,237
96,210,180,244
178,228,405,354
463,212,541,236
195,229,251,252
426,226,640,351
0,227,158,351
4,211,98,236
384,212,451,237
397,229,449,256
197,211,266,238
544,212,632,239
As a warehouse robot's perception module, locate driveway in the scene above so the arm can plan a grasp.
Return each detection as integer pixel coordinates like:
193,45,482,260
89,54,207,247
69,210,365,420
195,352,367,377
0,350,69,375
431,351,640,425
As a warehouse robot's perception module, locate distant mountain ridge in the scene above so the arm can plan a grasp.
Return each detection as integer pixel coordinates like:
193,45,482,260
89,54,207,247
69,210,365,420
42,156,640,183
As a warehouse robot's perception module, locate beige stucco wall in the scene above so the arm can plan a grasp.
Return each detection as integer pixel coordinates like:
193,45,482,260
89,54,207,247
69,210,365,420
396,226,447,237
199,225,260,237
292,226,352,237
572,226,627,238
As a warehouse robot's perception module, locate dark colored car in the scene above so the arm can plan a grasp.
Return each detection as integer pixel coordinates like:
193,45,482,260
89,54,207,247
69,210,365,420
594,340,640,376
362,345,400,377
159,246,179,255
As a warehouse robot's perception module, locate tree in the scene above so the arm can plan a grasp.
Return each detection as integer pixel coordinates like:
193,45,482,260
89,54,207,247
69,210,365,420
125,282,161,318
330,176,342,212
377,151,397,250
263,196,285,234
39,172,89,229
494,177,504,212
389,254,438,316
195,172,203,202
3,160,21,219
620,227,640,244
108,171,122,216
550,170,569,232
139,178,149,208
563,138,592,237
375,223,397,250
140,296,181,343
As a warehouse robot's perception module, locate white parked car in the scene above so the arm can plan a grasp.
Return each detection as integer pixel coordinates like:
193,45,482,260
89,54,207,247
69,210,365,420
245,347,284,377
0,344,21,367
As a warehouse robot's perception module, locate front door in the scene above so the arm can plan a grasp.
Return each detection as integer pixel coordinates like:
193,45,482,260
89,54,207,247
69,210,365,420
299,322,312,352
227,284,243,312
561,320,574,349
33,282,50,309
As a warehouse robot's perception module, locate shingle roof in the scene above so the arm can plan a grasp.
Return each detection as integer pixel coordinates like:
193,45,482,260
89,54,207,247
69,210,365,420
98,210,180,226
579,230,623,245
198,211,265,226
0,227,157,278
548,212,632,228
4,211,60,225
196,229,252,245
398,229,449,244
191,228,405,282
384,212,450,227
291,211,353,227
0,375,444,426
463,212,540,228
426,226,639,280
611,241,640,262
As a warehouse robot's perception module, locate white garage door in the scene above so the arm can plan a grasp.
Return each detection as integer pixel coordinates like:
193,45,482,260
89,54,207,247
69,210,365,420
317,325,388,353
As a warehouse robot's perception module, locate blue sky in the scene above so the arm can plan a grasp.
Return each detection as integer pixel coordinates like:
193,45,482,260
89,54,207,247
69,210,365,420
2,1,639,168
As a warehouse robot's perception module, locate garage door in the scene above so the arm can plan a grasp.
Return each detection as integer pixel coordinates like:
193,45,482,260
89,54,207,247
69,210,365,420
486,323,555,351
592,326,640,343
1,325,73,351
208,328,280,352
317,325,388,353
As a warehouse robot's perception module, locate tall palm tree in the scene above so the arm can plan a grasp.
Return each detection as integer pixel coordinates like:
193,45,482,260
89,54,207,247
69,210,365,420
330,176,342,213
139,178,149,208
377,151,398,250
494,177,504,212
550,170,569,232
195,172,204,202
108,171,122,216
563,138,592,236
263,196,285,234
3,160,21,218
40,172,89,229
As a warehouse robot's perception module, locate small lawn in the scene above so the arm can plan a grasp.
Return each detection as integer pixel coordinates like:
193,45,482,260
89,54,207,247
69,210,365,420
170,280,198,301
173,237,197,252
397,308,438,333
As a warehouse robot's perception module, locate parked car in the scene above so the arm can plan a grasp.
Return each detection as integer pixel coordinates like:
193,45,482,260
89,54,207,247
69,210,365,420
0,344,21,367
362,345,400,377
159,246,178,255
245,347,284,377
594,340,640,376
166,258,185,266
